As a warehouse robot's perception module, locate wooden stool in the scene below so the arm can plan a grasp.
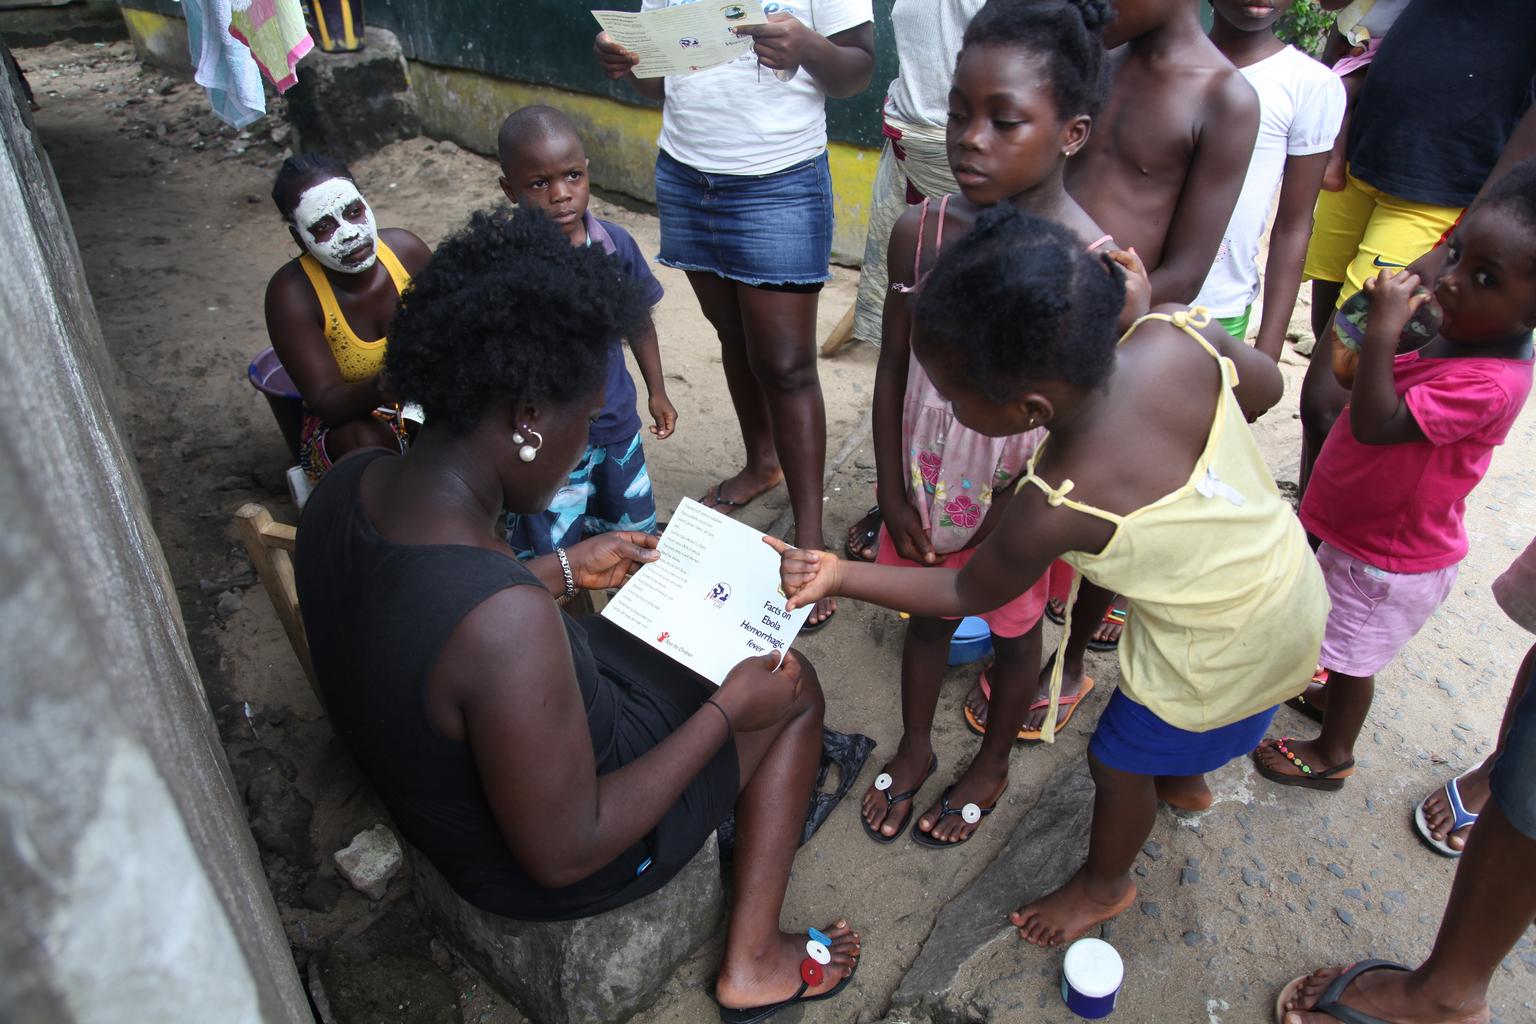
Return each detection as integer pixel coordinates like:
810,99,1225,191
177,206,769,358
234,503,321,705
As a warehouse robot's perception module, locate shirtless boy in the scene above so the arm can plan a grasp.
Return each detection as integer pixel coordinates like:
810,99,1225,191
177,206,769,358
1046,0,1259,709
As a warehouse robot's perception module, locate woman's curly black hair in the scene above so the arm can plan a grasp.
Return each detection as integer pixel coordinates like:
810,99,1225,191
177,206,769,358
913,205,1124,404
384,208,650,435
961,0,1113,119
271,153,355,221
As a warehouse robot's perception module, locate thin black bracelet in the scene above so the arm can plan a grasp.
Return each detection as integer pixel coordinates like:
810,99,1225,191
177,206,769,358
705,699,733,737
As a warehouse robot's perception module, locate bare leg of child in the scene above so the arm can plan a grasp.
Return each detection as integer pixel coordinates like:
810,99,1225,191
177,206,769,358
964,648,1086,734
1010,753,1145,946
1420,644,1535,852
917,624,1042,843
862,615,959,838
686,272,785,504
1253,668,1368,784
1154,773,1213,813
1298,279,1348,498
739,284,834,626
685,274,834,624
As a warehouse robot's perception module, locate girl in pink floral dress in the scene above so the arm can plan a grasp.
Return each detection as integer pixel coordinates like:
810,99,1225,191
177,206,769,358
859,0,1132,848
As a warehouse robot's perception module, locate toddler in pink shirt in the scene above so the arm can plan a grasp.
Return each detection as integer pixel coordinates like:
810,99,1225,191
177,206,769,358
1254,159,1536,792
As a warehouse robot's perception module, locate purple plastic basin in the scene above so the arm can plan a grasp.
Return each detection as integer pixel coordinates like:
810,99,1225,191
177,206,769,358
248,347,304,460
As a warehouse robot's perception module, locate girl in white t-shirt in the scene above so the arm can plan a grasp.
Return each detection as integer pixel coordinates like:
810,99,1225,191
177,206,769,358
1194,0,1346,358
596,1,875,634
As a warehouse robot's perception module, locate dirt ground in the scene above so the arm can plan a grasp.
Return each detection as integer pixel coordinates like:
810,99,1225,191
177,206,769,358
19,37,1536,1024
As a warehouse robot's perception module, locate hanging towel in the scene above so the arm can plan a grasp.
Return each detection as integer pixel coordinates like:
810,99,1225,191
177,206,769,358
182,0,266,129
229,0,314,92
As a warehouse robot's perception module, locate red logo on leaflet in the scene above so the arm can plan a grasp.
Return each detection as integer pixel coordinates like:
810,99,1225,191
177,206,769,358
657,631,670,644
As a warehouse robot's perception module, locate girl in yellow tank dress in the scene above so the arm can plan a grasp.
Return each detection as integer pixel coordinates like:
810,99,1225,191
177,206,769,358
263,154,431,481
770,206,1327,947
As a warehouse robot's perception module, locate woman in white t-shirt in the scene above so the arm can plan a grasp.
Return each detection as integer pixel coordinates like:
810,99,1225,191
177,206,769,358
596,0,875,632
1194,0,1346,358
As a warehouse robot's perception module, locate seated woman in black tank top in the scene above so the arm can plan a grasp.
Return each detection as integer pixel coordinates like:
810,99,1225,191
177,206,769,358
293,209,861,1022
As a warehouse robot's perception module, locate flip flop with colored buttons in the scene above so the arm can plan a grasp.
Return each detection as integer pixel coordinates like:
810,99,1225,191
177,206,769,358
1253,737,1355,792
715,927,860,1024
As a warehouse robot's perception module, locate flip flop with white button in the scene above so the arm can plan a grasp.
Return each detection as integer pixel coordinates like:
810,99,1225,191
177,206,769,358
861,753,938,845
911,783,1003,848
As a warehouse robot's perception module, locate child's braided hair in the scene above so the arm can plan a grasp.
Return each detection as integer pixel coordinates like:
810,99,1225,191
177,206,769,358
913,205,1124,404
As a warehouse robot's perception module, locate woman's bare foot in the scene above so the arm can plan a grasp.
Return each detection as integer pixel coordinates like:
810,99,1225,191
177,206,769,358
964,652,1083,731
714,920,861,1009
1154,773,1213,813
701,465,784,514
1421,768,1492,852
1010,869,1136,947
862,739,934,838
913,763,1008,844
1277,964,1490,1024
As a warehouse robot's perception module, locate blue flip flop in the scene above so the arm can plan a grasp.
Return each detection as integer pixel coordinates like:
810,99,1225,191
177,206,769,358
1412,775,1479,857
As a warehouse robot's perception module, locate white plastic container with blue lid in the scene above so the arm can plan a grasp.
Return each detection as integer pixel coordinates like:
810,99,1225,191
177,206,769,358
1061,937,1123,1018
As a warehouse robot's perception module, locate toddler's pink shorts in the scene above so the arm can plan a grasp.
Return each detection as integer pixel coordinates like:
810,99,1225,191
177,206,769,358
1317,541,1458,676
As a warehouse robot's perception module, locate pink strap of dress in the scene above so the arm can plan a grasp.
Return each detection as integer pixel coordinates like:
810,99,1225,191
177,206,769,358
892,194,951,295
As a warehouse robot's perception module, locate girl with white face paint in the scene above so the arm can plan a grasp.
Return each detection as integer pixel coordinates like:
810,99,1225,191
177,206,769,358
262,154,432,483
292,176,380,274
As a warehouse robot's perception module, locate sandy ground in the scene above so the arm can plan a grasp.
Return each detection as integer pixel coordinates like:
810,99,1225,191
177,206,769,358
19,38,1536,1024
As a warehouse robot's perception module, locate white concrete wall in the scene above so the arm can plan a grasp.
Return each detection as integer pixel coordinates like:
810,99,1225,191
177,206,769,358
0,51,310,1024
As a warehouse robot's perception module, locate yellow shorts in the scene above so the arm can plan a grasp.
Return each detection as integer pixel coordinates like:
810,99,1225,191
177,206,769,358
1303,166,1462,309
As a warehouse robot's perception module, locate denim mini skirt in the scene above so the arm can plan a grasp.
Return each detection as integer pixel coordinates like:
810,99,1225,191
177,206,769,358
654,148,834,287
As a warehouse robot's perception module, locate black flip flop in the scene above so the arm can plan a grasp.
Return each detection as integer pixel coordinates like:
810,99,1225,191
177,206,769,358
715,943,860,1024
1253,738,1354,792
800,603,837,634
1044,598,1066,626
911,783,1002,848
1271,959,1409,1024
844,505,882,562
861,753,938,845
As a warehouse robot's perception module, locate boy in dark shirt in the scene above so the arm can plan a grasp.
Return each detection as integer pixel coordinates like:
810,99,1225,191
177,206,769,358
497,105,676,556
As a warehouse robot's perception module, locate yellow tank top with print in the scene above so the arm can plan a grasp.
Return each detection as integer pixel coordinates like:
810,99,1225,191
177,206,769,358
297,240,411,383
1020,309,1329,740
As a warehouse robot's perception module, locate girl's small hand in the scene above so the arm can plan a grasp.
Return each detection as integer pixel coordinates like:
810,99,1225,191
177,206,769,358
734,14,812,72
593,32,640,79
882,496,937,566
648,393,678,440
1362,269,1428,347
1107,248,1151,331
762,536,842,610
566,531,660,591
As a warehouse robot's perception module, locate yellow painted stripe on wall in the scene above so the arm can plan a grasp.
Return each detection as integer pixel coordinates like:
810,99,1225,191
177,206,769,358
408,61,879,263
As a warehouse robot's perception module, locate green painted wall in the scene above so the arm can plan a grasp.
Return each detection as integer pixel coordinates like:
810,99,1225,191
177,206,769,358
116,0,895,144
361,0,894,148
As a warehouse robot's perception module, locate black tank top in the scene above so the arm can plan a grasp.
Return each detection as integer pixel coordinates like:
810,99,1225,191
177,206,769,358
294,450,646,919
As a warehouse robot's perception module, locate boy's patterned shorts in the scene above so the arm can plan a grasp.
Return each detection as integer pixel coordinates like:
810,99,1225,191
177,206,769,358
505,431,658,558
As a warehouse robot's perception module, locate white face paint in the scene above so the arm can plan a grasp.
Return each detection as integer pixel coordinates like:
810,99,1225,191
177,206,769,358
292,177,378,273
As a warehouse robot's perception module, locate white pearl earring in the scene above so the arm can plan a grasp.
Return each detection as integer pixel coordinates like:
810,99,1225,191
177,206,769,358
518,427,543,463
